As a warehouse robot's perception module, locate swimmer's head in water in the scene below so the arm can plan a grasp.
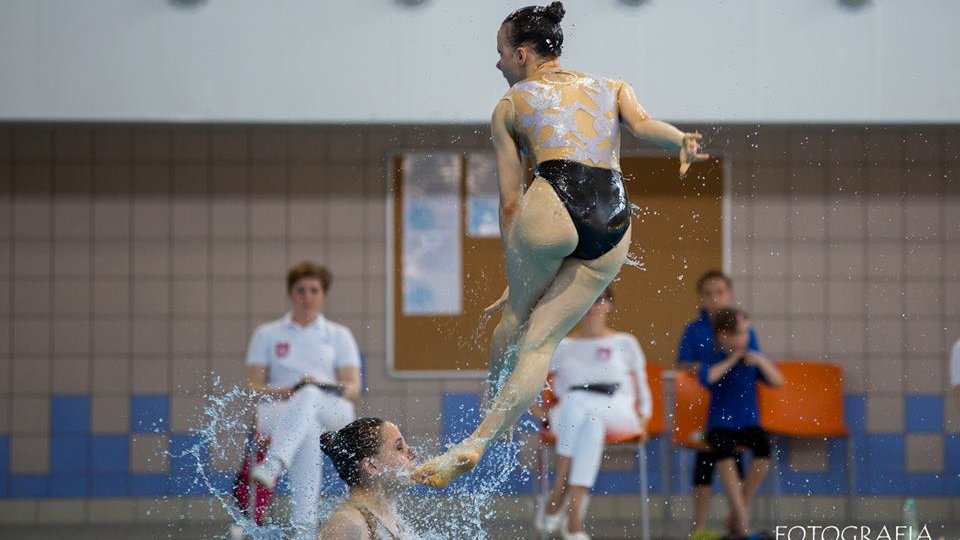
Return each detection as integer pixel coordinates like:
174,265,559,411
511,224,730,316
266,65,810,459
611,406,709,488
497,2,565,85
320,418,418,489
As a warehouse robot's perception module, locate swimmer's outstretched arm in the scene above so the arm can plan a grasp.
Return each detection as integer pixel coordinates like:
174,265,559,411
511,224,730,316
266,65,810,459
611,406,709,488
618,82,710,177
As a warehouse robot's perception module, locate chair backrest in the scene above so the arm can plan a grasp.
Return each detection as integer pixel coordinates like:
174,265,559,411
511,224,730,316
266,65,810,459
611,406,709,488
758,360,848,438
672,370,710,450
644,363,666,436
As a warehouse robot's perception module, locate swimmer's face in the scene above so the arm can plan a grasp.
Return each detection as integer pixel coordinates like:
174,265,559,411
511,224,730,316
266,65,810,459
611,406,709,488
716,319,750,353
288,277,325,317
699,277,732,316
370,422,417,487
496,24,524,86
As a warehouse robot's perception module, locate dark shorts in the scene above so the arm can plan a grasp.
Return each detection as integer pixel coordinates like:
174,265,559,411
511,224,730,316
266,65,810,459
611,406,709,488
707,427,772,461
693,449,745,487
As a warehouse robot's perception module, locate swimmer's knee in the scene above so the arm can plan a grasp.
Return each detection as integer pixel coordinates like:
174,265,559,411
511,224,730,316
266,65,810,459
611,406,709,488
518,333,564,361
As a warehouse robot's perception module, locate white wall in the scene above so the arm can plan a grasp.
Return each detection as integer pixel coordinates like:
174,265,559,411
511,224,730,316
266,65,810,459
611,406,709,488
0,0,957,123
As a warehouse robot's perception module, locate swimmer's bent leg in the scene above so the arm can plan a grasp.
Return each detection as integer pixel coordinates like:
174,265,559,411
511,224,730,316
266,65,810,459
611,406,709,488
415,229,629,489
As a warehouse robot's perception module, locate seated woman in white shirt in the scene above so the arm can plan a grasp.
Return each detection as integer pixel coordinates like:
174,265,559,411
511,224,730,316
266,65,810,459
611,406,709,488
245,261,362,540
531,286,652,540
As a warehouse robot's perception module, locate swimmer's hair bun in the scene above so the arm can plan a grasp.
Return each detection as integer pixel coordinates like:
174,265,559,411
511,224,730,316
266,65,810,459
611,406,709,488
545,2,565,23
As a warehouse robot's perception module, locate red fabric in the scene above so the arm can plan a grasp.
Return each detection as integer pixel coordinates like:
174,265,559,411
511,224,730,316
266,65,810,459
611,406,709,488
232,432,275,527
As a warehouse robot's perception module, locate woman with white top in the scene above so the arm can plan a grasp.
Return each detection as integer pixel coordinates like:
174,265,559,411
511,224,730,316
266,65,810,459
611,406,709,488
244,261,362,540
532,286,652,540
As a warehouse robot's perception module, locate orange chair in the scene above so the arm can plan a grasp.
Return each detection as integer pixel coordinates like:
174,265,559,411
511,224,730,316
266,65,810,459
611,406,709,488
669,362,851,524
645,364,666,438
534,363,665,540
757,360,850,522
671,370,711,451
758,361,847,437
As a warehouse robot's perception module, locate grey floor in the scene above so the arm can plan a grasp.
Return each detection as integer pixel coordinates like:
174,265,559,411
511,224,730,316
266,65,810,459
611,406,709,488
2,522,958,540
0,522,682,540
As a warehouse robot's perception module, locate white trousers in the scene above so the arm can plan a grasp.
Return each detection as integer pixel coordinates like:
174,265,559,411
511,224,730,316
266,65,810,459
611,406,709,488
548,390,640,489
257,386,355,540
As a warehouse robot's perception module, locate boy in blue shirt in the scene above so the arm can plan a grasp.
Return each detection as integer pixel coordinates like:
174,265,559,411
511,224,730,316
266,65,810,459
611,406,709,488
700,308,784,538
677,271,758,534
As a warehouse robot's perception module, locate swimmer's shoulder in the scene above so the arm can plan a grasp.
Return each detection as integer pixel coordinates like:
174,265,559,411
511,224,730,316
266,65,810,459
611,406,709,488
569,71,621,87
318,505,370,540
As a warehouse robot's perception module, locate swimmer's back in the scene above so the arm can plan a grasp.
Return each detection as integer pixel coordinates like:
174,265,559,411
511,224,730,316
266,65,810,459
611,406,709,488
319,504,420,540
319,506,369,540
502,70,624,171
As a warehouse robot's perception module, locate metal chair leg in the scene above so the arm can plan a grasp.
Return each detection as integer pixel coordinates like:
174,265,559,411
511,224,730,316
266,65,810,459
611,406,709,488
846,436,855,525
639,441,650,540
770,437,782,526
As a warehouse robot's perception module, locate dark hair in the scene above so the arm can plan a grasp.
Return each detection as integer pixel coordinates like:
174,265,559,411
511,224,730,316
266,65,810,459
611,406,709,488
502,2,565,58
287,261,332,293
696,270,733,295
319,418,386,487
712,308,748,336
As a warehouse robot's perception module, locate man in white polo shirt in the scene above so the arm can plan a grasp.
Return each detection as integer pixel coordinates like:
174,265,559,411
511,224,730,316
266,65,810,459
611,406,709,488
245,261,362,540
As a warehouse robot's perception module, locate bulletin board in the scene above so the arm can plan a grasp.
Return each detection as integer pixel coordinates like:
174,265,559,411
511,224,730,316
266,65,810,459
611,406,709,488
387,153,725,377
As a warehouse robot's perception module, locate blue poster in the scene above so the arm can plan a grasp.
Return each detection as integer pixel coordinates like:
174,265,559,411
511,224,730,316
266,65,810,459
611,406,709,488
402,153,463,315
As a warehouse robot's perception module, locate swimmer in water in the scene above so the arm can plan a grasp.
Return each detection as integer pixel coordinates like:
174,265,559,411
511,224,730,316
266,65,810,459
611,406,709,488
318,418,420,540
415,1,709,489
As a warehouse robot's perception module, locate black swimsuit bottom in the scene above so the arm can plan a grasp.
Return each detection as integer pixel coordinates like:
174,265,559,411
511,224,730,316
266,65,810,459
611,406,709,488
536,159,630,260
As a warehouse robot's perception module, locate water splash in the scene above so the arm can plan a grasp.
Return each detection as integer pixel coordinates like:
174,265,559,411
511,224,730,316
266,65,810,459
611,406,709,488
175,378,530,539
171,381,291,540
402,408,530,539
624,250,646,270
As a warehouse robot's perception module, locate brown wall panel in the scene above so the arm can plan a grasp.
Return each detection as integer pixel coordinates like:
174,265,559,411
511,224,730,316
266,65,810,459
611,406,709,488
391,155,724,373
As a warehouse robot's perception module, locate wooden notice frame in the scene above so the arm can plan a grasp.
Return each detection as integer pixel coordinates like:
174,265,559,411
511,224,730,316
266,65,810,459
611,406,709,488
387,153,726,378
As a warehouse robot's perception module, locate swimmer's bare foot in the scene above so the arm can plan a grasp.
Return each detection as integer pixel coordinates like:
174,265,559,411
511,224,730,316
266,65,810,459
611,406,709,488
413,443,481,489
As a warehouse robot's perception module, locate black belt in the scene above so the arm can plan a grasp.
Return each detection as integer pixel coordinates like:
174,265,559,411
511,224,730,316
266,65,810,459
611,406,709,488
292,381,344,397
569,383,620,396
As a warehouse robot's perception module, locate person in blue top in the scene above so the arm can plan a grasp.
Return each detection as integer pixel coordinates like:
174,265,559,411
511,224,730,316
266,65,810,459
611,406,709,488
700,308,784,538
677,270,757,535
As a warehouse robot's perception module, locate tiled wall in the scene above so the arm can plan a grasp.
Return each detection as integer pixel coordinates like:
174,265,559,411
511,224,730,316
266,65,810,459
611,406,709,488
0,124,957,523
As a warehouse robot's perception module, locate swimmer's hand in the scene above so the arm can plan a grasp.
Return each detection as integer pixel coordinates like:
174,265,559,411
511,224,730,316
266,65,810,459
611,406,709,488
482,287,509,319
413,444,481,489
679,132,710,178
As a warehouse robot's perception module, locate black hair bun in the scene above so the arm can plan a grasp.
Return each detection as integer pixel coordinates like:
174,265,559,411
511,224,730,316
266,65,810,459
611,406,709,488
545,2,565,23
